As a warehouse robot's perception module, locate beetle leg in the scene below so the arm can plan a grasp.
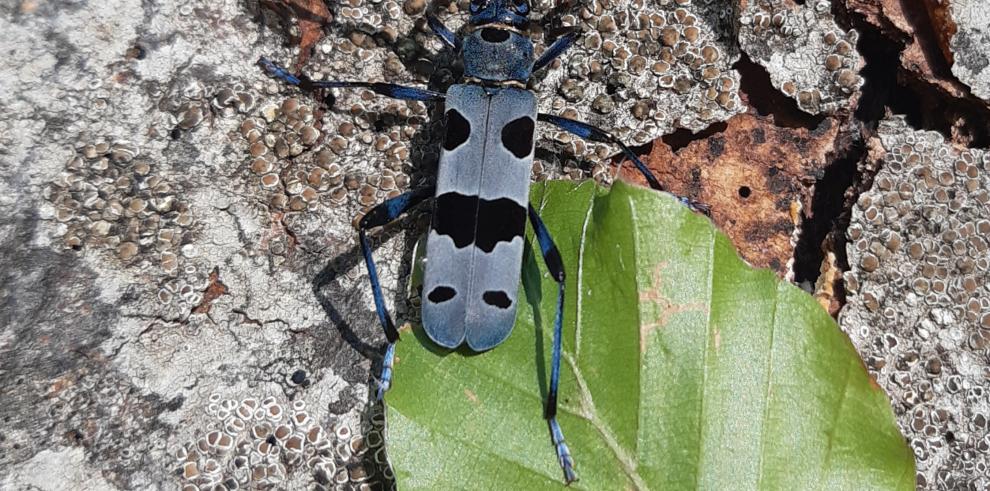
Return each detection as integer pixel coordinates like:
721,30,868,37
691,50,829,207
537,113,711,215
358,186,436,400
258,58,446,102
426,14,461,51
532,31,579,74
528,204,578,484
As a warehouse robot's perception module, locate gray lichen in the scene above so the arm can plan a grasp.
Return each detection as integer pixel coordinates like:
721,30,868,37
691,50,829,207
948,0,990,103
1,0,381,488
841,117,990,489
538,0,746,146
737,0,863,114
171,396,387,489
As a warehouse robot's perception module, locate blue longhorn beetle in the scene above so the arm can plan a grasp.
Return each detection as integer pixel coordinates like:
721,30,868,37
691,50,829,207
260,0,707,483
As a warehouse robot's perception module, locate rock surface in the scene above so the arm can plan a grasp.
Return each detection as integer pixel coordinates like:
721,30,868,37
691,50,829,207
736,0,864,115
1,0,989,489
946,0,990,103
1,1,387,488
841,117,990,489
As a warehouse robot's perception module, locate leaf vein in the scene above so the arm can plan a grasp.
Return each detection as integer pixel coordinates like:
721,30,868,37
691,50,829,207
693,227,716,490
565,352,649,491
817,355,854,491
754,282,781,489
574,183,596,361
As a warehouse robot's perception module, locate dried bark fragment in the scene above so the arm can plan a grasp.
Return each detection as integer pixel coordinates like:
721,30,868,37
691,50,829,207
844,0,990,145
261,0,332,68
191,267,228,315
924,0,956,65
843,0,913,37
814,249,843,316
628,113,839,277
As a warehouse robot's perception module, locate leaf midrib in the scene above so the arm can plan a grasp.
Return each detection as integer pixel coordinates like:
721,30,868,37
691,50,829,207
566,186,649,490
754,284,781,489
693,218,717,489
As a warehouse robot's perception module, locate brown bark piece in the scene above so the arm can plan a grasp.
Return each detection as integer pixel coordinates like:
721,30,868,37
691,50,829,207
814,249,843,317
262,0,331,68
624,114,838,277
192,267,229,315
844,0,914,39
924,0,956,65
846,0,967,98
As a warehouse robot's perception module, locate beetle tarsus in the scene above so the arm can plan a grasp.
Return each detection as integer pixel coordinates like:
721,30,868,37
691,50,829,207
257,57,302,85
678,196,712,216
376,343,396,400
550,417,578,484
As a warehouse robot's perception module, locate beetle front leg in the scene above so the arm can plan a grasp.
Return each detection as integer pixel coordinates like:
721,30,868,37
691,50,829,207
426,14,461,51
258,58,446,102
358,186,435,400
528,204,578,484
532,31,579,73
538,113,711,215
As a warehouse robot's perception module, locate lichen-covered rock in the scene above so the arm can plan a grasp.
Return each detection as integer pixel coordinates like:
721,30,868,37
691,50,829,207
1,0,387,488
737,0,864,114
536,0,746,148
9,0,979,488
4,0,744,487
947,0,990,103
840,117,990,489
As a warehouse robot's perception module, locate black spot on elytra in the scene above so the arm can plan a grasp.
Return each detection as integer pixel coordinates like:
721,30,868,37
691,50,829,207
475,197,526,253
481,28,511,43
433,193,476,248
443,109,470,151
501,116,534,159
482,290,512,309
428,286,457,303
432,192,526,252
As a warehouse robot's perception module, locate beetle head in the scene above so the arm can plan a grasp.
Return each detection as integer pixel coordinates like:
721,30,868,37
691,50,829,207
468,0,531,29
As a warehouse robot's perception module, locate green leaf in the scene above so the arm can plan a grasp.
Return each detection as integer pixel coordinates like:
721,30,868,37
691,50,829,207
385,180,914,490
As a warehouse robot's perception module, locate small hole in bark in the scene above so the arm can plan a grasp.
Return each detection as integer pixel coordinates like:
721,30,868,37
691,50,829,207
738,186,752,198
